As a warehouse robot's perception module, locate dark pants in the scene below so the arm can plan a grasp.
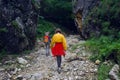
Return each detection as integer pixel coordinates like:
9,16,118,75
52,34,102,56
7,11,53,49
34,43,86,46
45,42,50,56
56,56,62,68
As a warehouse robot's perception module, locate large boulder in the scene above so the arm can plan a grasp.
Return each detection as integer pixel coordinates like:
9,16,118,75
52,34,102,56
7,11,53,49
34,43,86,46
73,0,99,38
0,0,39,53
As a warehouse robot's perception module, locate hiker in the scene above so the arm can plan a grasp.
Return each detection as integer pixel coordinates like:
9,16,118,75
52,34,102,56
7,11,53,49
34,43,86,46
50,28,67,73
44,32,51,56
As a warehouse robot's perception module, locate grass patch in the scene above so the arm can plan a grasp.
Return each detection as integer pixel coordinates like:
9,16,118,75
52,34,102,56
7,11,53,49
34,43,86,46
70,42,84,52
70,44,79,52
98,63,113,80
37,18,56,38
84,36,120,62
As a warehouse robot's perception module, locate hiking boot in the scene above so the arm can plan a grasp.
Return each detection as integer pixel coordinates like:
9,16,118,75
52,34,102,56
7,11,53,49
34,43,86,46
57,67,61,74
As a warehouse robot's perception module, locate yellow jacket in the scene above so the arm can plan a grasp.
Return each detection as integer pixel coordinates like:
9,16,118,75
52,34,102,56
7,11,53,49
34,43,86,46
50,33,67,50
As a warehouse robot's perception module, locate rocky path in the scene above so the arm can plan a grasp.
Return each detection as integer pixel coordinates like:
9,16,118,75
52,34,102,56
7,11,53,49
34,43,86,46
0,35,98,80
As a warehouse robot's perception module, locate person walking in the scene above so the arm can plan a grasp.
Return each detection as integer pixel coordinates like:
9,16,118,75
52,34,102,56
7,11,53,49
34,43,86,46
44,32,51,56
50,28,67,73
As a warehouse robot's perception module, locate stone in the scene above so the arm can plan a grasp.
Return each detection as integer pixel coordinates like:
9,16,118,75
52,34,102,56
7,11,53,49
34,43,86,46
0,68,5,71
26,64,31,67
7,73,12,78
73,0,100,38
5,60,15,64
109,64,119,80
48,73,54,77
17,57,28,65
3,35,98,80
15,75,23,80
11,68,18,75
95,60,101,65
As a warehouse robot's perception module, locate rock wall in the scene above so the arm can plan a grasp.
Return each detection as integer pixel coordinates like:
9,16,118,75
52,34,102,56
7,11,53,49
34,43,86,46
73,0,99,38
0,0,39,53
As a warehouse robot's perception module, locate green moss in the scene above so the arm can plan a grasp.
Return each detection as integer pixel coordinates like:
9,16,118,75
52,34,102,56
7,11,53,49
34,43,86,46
0,28,8,32
11,20,19,29
32,0,40,9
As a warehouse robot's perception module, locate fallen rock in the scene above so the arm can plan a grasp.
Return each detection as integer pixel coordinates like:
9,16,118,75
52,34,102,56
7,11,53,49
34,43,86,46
95,60,101,65
15,75,23,80
0,68,5,71
17,57,28,65
109,64,119,80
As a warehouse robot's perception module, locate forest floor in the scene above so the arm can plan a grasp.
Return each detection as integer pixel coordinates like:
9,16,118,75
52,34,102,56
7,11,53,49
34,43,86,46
0,35,98,80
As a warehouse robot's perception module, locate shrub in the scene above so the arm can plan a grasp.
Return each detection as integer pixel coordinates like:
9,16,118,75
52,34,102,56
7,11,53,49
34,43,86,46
84,0,120,62
98,63,113,80
85,36,120,62
37,18,55,38
84,0,120,38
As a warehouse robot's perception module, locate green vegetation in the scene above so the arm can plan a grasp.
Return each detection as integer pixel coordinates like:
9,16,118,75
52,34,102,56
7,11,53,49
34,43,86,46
41,0,72,19
85,36,120,61
31,0,40,9
38,0,75,38
84,0,120,38
40,0,74,30
37,17,56,38
84,0,120,62
11,20,19,29
0,28,8,32
84,0,120,79
70,42,83,52
98,63,113,80
37,16,70,39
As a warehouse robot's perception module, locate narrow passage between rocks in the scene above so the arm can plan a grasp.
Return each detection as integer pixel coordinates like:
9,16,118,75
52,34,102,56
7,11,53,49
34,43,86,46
1,35,98,80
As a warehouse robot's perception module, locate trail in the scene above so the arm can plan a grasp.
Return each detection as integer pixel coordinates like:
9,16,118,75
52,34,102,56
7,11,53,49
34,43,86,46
0,35,98,80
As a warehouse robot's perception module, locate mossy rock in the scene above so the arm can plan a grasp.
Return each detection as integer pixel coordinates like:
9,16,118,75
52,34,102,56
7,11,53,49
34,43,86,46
11,20,19,29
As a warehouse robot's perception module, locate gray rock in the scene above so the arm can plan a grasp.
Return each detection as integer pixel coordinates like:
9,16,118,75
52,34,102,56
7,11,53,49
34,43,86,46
109,64,119,80
73,0,100,38
30,73,43,80
15,75,23,80
0,0,38,53
11,68,18,75
17,57,28,65
0,68,5,71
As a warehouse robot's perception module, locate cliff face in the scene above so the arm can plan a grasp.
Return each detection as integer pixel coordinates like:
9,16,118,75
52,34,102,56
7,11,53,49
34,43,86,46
0,0,39,53
73,0,99,38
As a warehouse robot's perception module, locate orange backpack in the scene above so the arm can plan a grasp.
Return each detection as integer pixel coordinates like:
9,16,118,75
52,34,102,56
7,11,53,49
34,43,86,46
44,36,49,42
